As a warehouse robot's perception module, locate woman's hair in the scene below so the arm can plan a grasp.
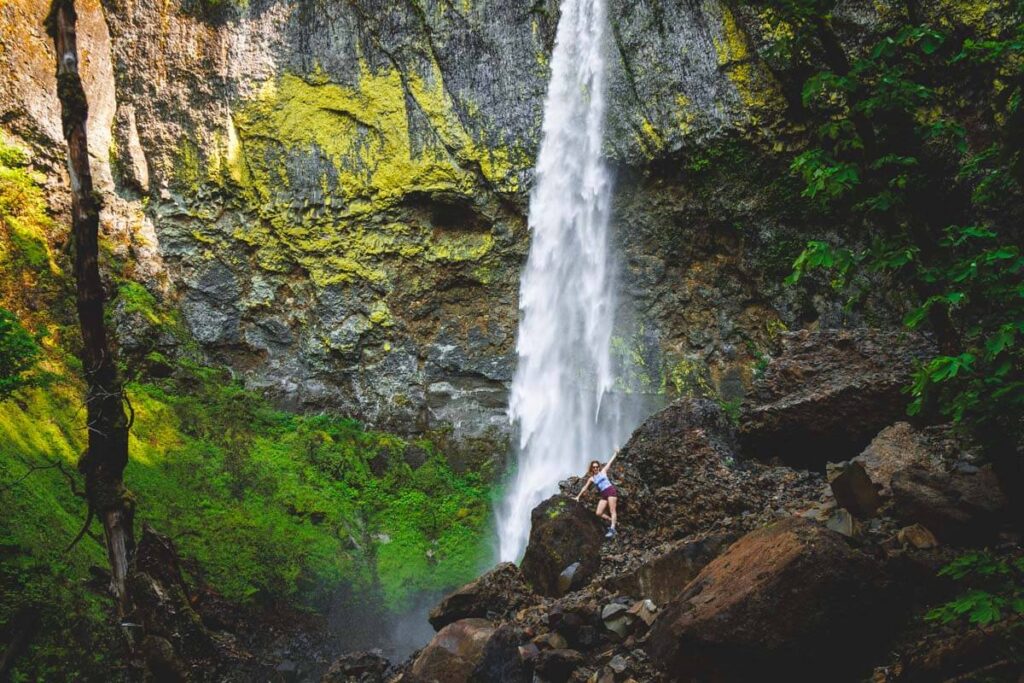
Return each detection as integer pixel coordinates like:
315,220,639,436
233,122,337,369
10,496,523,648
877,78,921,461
587,460,601,477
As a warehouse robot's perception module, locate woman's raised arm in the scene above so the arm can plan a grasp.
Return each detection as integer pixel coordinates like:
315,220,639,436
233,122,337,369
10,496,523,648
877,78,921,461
602,448,620,474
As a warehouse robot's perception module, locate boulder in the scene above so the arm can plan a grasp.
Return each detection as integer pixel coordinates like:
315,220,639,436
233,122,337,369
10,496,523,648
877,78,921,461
612,398,821,541
740,329,934,467
468,624,531,683
429,562,535,631
645,517,891,681
321,650,389,682
891,465,1009,545
827,461,882,518
409,619,496,683
519,495,605,597
534,648,584,683
606,534,734,604
854,422,942,495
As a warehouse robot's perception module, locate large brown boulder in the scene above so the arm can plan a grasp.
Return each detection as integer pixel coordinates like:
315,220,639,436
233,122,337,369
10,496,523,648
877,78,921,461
740,329,934,467
605,533,734,605
429,563,535,631
890,464,1009,545
645,517,891,681
519,495,605,597
408,619,498,683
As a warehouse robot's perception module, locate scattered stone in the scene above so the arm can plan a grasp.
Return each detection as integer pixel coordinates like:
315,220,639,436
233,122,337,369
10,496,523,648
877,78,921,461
608,654,628,674
429,562,535,630
534,648,585,683
891,465,1009,545
897,524,938,549
645,517,892,680
740,329,934,467
321,650,389,682
825,508,855,537
627,599,658,627
558,562,581,596
517,643,539,664
520,495,605,597
601,603,634,638
827,461,882,518
532,632,568,650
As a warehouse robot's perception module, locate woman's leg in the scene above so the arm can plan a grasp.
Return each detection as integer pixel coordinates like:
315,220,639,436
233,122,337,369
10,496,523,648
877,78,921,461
608,497,618,529
595,499,611,523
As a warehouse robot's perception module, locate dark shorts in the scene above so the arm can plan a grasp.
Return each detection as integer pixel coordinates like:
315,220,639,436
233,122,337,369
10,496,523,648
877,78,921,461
600,486,618,500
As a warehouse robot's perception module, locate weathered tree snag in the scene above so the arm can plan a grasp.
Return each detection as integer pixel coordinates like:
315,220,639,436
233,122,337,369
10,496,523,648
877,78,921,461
46,0,134,617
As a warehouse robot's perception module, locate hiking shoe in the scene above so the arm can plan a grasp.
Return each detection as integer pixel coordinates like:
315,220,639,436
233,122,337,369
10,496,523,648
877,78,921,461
605,528,616,538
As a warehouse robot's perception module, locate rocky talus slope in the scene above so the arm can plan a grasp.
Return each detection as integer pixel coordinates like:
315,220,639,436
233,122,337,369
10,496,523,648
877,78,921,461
307,329,1017,683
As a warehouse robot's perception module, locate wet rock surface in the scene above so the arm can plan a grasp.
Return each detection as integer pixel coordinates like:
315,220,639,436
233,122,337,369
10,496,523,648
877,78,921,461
519,495,606,597
644,517,893,681
428,563,536,631
740,329,935,467
891,465,1010,546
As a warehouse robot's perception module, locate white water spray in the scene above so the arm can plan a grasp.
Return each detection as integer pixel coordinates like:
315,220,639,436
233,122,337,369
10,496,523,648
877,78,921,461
497,0,638,562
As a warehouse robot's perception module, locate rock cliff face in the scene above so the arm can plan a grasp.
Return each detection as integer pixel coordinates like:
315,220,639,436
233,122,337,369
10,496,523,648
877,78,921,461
0,0,979,447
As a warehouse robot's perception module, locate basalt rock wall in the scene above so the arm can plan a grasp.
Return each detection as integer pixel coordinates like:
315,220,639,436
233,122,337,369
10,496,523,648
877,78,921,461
0,0,984,449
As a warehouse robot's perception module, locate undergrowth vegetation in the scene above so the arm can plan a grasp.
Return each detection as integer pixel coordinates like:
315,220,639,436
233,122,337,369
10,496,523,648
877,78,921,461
0,138,493,680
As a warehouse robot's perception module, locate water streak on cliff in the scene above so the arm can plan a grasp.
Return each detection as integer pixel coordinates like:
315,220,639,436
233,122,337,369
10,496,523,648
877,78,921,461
497,0,634,562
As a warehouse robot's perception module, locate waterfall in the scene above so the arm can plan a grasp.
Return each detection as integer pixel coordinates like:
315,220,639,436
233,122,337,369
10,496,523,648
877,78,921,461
496,0,635,562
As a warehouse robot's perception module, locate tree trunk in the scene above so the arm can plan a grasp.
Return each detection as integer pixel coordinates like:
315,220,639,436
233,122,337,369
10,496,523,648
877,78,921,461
46,0,134,617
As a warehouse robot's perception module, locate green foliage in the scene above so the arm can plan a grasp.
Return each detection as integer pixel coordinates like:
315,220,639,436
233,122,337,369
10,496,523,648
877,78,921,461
0,308,41,399
1,359,492,678
751,0,1024,432
926,552,1024,626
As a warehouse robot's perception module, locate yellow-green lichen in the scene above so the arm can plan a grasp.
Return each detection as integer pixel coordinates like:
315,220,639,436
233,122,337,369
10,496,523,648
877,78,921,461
714,7,786,120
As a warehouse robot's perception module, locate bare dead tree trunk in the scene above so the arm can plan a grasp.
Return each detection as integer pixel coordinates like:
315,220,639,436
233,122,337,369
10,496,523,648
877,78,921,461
46,0,134,617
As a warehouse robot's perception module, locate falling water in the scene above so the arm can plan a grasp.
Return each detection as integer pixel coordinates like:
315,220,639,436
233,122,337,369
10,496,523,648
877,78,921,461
497,0,637,562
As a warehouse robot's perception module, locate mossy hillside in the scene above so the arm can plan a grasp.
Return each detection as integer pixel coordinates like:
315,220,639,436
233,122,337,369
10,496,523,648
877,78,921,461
0,141,64,320
0,359,492,679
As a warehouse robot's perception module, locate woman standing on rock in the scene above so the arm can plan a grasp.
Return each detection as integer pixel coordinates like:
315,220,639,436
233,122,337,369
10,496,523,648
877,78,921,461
575,449,620,538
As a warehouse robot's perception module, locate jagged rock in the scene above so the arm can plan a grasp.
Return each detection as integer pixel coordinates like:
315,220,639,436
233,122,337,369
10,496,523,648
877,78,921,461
891,465,1009,545
321,650,390,682
627,599,659,627
645,517,891,681
825,508,856,537
740,330,934,467
897,524,938,550
557,562,582,596
854,422,943,495
606,534,734,604
519,496,605,597
129,527,216,663
429,562,535,631
469,624,531,683
608,398,822,542
600,603,633,638
532,632,568,651
409,619,497,683
827,461,883,518
534,648,584,683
